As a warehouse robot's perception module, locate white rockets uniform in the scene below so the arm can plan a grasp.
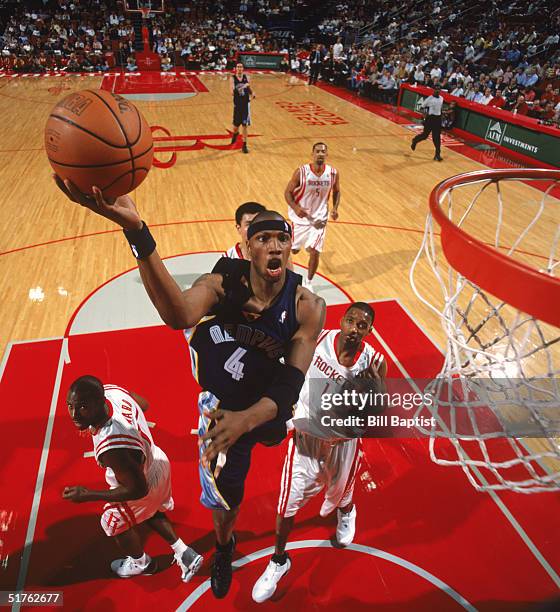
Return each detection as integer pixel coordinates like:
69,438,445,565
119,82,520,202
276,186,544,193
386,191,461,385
288,163,337,253
278,330,384,518
225,243,245,259
92,385,174,536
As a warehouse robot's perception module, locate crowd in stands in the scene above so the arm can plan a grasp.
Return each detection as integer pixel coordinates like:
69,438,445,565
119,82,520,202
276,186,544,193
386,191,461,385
1,0,559,126
292,0,560,126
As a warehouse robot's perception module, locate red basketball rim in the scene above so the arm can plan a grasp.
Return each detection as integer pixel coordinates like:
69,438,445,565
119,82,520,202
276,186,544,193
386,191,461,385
429,168,560,329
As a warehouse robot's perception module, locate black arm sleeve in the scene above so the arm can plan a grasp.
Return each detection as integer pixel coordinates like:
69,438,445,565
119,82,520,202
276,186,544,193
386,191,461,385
264,364,306,422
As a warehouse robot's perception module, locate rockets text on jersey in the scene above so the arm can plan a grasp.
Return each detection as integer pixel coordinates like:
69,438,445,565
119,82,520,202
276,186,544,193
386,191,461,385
294,329,383,422
289,164,337,224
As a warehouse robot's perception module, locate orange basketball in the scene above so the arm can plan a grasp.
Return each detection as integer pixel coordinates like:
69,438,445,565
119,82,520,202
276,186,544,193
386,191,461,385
45,89,153,199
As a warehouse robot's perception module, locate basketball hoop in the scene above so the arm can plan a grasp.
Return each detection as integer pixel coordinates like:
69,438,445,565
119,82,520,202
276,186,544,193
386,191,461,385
410,168,560,493
140,7,151,19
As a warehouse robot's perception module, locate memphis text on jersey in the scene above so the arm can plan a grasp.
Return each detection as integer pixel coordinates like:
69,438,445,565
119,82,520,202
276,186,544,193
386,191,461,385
208,322,284,359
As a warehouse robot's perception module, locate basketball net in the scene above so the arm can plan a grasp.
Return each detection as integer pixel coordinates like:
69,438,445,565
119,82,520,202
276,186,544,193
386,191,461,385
410,169,560,493
140,7,151,19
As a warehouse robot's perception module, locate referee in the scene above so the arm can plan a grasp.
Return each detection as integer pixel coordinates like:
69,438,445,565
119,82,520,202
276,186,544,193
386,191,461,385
230,62,255,154
410,84,443,161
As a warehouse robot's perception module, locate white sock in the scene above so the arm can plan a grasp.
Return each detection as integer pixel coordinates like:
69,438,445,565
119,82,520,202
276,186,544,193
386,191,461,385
133,552,149,567
171,538,188,557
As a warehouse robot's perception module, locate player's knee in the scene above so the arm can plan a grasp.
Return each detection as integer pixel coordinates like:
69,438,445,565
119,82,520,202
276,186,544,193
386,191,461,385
101,509,125,537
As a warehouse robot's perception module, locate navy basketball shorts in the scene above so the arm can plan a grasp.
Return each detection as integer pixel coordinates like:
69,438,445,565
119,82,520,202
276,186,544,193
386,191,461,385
197,391,286,510
233,104,251,127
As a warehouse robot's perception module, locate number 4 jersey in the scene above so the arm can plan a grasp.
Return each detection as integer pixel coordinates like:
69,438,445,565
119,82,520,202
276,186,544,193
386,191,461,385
184,258,302,414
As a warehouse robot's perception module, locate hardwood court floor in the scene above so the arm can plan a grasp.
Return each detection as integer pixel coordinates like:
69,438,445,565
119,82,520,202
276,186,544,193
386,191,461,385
1,70,556,361
1,71,560,610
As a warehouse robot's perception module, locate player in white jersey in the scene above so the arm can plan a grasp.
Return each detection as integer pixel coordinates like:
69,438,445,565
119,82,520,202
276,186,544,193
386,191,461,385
224,201,266,260
252,302,386,603
63,375,203,581
285,142,340,288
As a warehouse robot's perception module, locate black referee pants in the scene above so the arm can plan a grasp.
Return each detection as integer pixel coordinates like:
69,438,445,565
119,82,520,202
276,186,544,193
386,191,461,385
412,115,441,157
309,63,321,84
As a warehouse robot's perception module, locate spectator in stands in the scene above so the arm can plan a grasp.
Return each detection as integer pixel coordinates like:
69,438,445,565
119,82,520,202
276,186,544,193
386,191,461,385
488,90,506,108
540,83,556,103
161,54,172,71
479,87,494,105
442,101,457,130
126,55,138,72
379,69,397,103
332,37,343,60
308,43,323,85
450,83,464,97
413,65,425,84
512,94,529,115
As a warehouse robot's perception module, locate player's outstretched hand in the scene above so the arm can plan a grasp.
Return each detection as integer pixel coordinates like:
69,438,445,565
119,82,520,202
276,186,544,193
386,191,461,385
200,409,250,468
330,208,339,221
53,175,142,231
62,485,91,503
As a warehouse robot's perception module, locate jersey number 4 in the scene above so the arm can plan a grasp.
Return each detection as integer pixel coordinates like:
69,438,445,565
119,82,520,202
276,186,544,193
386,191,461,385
224,348,247,381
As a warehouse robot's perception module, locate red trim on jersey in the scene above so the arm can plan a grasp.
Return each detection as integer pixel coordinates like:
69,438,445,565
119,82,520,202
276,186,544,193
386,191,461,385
293,166,304,199
294,168,307,204
316,329,330,346
309,162,325,178
279,434,296,517
333,332,365,367
326,167,335,202
311,226,326,250
138,428,152,446
120,502,138,526
341,442,361,501
104,385,129,394
95,434,145,456
235,243,244,258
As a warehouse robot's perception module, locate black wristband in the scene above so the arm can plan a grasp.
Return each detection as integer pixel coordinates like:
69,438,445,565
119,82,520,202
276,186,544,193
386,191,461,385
123,221,156,259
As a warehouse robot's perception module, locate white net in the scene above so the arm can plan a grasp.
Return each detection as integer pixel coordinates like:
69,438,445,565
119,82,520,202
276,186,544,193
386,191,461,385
410,170,560,493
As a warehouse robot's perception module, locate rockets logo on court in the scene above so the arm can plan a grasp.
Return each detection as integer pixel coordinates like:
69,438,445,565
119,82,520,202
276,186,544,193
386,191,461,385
150,125,261,169
485,121,505,144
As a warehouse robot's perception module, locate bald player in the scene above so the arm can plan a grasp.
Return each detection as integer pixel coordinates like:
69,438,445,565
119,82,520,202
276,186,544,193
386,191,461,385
63,376,202,581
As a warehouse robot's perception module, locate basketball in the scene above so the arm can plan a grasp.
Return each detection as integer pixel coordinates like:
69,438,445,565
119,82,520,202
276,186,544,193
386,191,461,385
44,89,153,199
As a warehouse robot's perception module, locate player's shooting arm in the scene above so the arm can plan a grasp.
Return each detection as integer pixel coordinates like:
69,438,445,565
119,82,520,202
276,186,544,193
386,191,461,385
137,265,223,330
130,391,149,412
52,179,223,330
62,449,148,503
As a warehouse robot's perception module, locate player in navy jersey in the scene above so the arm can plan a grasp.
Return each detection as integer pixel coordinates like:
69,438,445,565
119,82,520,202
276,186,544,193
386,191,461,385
230,62,255,154
53,177,326,599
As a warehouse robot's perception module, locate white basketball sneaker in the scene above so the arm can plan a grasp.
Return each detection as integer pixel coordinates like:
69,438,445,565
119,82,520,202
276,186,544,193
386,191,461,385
252,557,291,603
336,506,357,546
175,547,203,583
110,554,154,578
